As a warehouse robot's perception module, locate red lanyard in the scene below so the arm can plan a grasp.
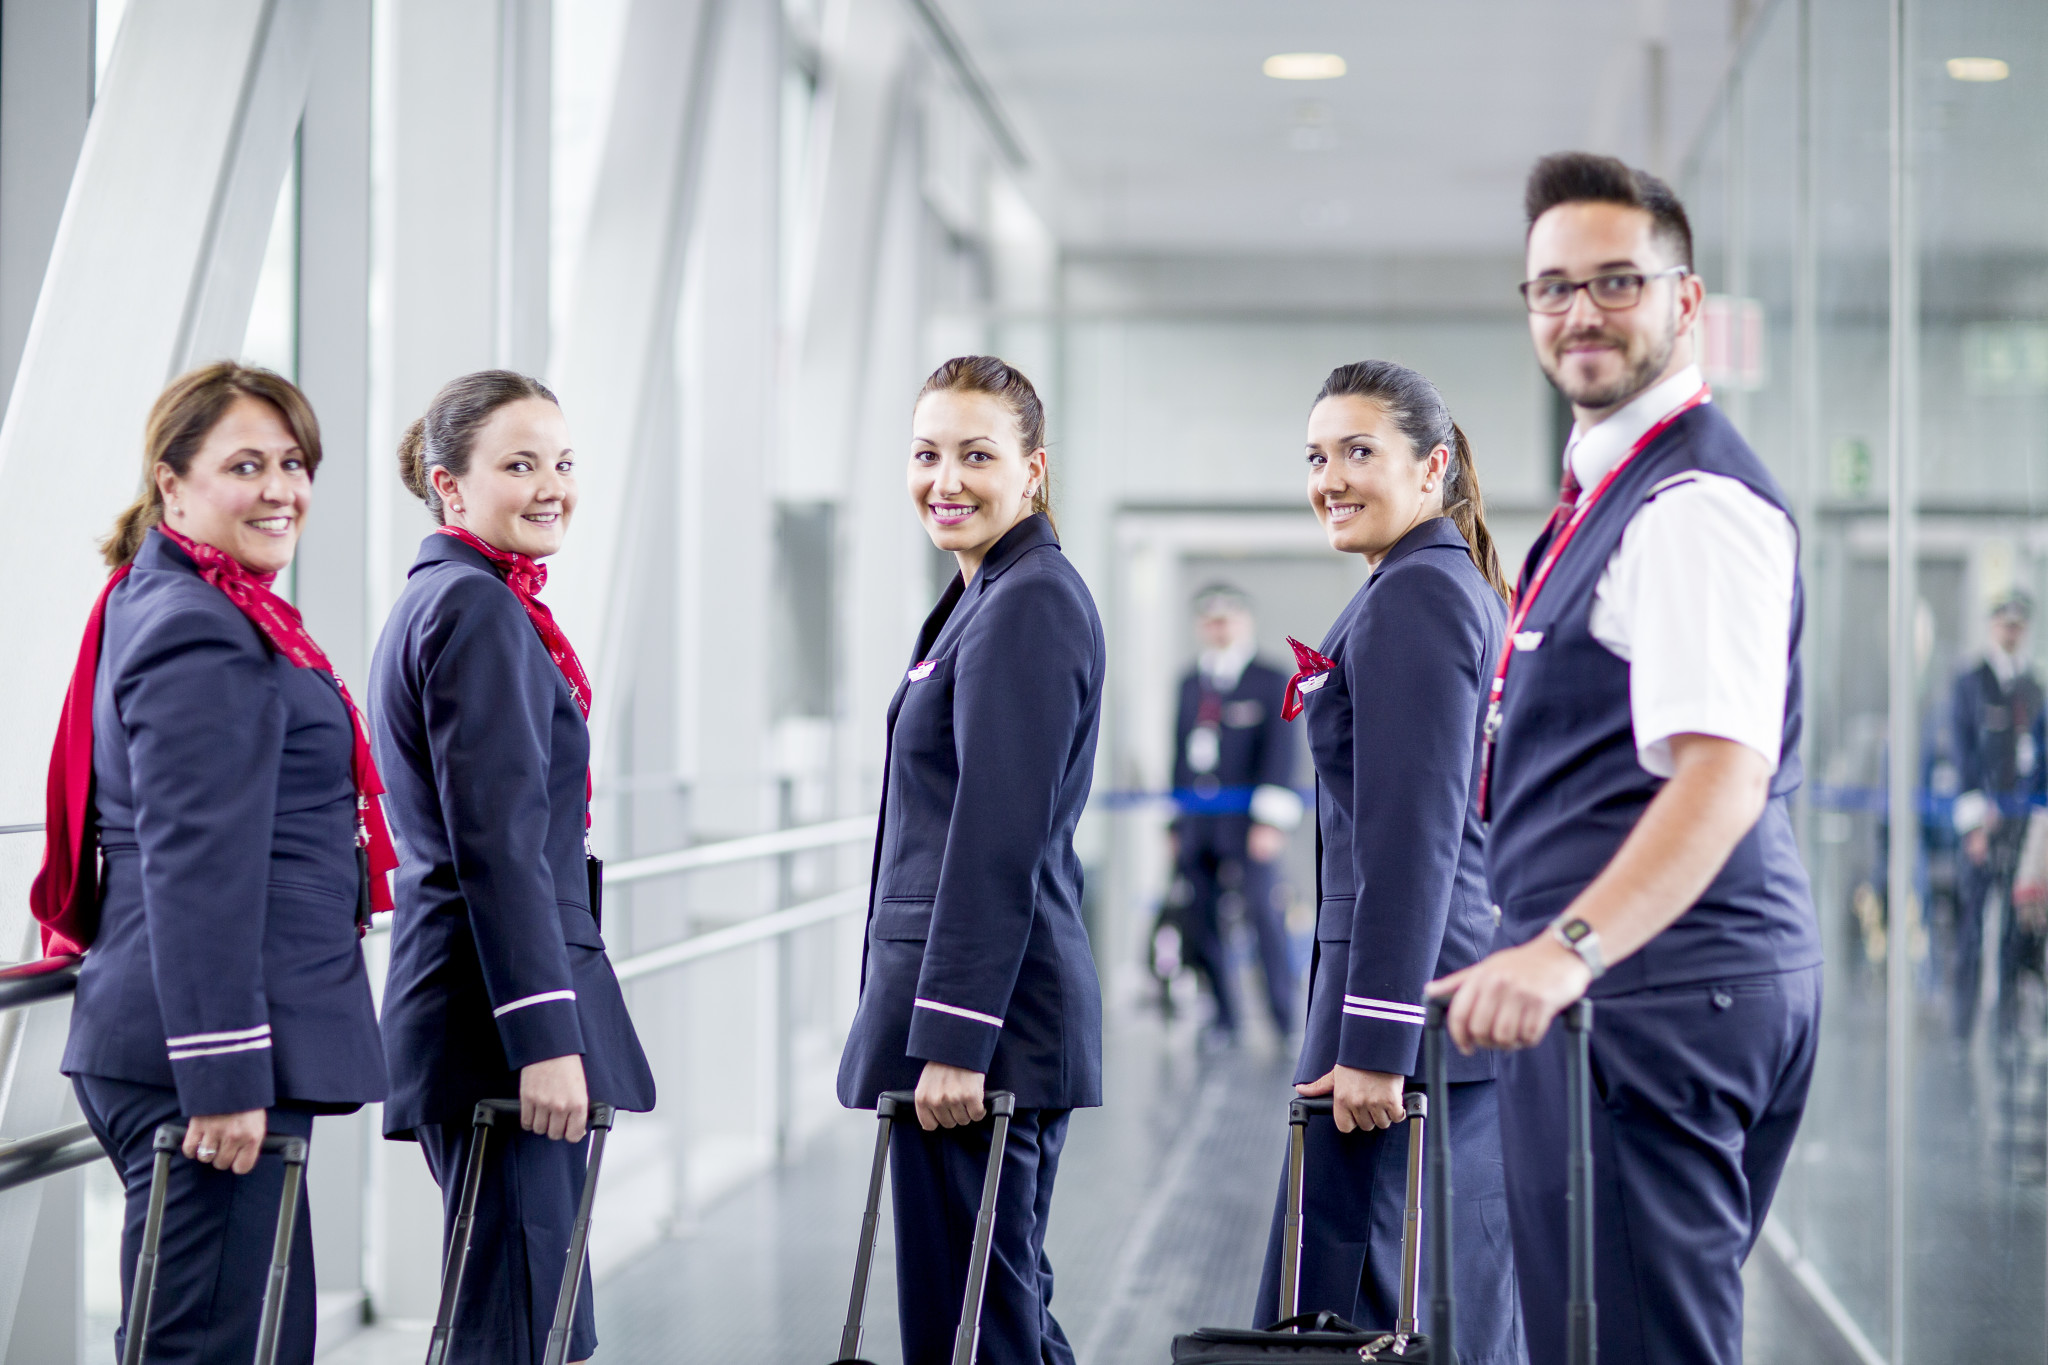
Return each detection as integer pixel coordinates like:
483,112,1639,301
1477,386,1709,818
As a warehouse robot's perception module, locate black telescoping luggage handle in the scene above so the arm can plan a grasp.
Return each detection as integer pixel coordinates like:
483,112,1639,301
1280,1090,1429,1342
836,1088,1017,1365
426,1099,616,1365
121,1124,310,1365
1423,995,1597,1365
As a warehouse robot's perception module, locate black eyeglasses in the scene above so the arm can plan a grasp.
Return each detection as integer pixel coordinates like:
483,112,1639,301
1519,267,1690,315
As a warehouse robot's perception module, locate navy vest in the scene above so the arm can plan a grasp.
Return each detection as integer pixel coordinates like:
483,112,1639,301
1486,402,1823,993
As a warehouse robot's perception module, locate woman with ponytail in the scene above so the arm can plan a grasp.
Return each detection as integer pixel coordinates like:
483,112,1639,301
37,362,389,1364
368,371,652,1365
1252,360,1524,1362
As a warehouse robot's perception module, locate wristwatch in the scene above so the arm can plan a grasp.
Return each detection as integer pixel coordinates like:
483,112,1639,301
1548,916,1607,979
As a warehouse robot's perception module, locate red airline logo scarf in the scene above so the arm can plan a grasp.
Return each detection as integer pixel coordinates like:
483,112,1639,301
30,525,397,956
435,526,593,718
1281,636,1338,722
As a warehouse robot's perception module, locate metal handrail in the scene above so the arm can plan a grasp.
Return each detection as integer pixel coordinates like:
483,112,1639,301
602,815,874,888
0,823,43,837
0,957,82,1013
0,1123,102,1195
614,886,866,982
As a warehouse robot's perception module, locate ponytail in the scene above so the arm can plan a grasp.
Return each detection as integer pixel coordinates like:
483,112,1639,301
1443,423,1509,600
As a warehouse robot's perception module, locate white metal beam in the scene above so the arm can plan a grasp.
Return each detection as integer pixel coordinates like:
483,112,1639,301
544,0,725,783
777,0,910,501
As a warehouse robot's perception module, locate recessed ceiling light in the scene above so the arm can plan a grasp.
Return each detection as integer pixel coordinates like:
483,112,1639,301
1264,53,1346,81
1947,57,2010,82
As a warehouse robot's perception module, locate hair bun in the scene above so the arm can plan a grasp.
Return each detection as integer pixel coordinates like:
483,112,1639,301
397,418,430,502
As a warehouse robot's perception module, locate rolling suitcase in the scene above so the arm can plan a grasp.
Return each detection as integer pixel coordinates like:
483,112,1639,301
1168,1085,1433,1362
832,1088,1018,1365
120,1123,310,1365
424,1098,616,1365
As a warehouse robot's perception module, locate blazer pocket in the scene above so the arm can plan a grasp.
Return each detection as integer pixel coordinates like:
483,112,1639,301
558,902,605,949
872,898,933,942
1315,896,1354,943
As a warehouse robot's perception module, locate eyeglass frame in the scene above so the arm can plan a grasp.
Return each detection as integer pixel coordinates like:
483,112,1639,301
1518,266,1692,315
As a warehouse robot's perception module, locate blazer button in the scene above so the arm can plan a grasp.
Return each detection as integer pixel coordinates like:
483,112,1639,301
1711,990,1734,1011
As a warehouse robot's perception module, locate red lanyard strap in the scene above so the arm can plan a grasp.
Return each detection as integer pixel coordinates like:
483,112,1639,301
1477,386,1709,818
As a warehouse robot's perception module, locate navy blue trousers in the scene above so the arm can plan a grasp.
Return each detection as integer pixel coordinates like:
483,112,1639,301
1253,1080,1525,1365
74,1075,318,1365
417,1119,597,1365
1498,967,1822,1365
890,1107,1074,1365
1177,815,1294,1033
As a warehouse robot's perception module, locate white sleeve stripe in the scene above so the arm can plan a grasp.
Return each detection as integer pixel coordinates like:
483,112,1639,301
914,998,1004,1028
168,1037,274,1060
165,1023,271,1047
1344,1005,1425,1026
1342,995,1425,1016
493,989,578,1018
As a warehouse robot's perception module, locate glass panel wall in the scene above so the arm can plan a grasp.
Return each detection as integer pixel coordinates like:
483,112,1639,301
1683,0,2048,1356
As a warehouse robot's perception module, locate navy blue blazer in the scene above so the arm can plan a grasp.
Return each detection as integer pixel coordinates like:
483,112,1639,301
1170,658,1297,820
836,515,1105,1111
1295,518,1503,1084
1951,659,2047,819
370,533,655,1136
62,530,387,1118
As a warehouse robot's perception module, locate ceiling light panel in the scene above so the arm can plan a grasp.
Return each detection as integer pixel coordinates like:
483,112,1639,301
1947,57,2010,82
1263,52,1346,81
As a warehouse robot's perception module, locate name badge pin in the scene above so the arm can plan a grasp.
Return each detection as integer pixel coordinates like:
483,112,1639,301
907,660,936,682
1512,631,1545,652
1296,672,1329,696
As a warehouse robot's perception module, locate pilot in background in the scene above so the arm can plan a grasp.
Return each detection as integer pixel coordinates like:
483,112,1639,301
1948,589,2047,1040
1168,584,1302,1044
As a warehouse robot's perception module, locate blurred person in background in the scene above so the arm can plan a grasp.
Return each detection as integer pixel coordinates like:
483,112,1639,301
1949,589,2047,1040
1168,584,1302,1047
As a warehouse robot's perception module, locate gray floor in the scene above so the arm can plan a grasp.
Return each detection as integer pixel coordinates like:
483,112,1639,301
317,992,1856,1364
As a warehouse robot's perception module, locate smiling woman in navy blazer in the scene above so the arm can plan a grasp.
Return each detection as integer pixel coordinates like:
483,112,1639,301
1250,361,1525,1363
36,363,388,1365
837,355,1104,1365
370,371,653,1365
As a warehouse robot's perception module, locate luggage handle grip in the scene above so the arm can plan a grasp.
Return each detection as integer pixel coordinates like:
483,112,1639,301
875,1088,1017,1120
151,1124,307,1165
1286,1091,1426,1126
469,1097,616,1130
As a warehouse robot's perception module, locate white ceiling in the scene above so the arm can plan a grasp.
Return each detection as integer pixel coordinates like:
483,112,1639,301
942,0,1742,257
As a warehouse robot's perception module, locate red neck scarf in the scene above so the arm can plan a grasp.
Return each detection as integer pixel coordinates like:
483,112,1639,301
30,526,397,957
1280,636,1338,722
435,526,593,718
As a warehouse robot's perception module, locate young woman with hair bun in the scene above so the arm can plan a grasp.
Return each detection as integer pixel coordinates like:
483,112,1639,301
369,370,653,1365
37,361,390,1364
836,355,1104,1365
1253,360,1525,1363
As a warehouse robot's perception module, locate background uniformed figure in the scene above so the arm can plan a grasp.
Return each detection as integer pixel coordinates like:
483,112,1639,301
1168,584,1301,1043
837,356,1104,1365
372,371,655,1365
1436,155,1823,1365
1252,361,1524,1363
49,366,388,1365
1948,590,2047,1039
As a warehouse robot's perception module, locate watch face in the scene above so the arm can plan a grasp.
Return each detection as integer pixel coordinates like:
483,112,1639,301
1561,919,1593,944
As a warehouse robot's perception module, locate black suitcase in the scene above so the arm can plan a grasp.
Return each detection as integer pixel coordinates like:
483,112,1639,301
425,1098,617,1365
120,1123,311,1365
832,1088,1018,1365
1170,998,1600,1364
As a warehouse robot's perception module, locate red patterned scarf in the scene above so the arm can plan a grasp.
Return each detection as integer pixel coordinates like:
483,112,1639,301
30,526,397,956
435,526,593,718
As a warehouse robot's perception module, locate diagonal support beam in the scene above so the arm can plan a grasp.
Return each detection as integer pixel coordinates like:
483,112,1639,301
546,0,726,777
0,0,324,833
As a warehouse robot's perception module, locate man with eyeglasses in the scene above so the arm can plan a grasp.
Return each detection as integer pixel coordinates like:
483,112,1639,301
1430,152,1821,1365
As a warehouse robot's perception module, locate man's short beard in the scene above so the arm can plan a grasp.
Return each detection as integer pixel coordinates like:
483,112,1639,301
1541,324,1677,412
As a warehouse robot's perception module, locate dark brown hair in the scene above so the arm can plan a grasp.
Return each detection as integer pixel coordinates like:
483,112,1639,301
399,369,559,523
915,355,1054,532
1314,360,1509,600
1523,151,1694,270
102,361,322,567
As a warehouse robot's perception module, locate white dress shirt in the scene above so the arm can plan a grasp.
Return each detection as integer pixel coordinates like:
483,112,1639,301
1565,364,1798,778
